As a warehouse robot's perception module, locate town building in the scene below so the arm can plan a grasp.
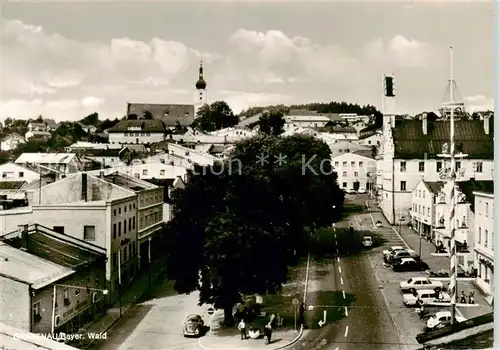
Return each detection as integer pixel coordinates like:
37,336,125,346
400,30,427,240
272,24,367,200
66,141,122,152
378,112,494,224
15,153,87,175
167,143,216,166
332,150,377,193
0,225,106,335
77,149,125,169
0,162,40,183
99,172,164,273
107,119,167,145
87,163,187,182
0,133,25,151
25,130,52,141
472,188,494,300
146,176,186,223
27,122,49,132
3,173,140,303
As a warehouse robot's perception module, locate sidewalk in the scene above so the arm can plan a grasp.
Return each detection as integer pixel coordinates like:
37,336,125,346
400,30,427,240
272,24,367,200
371,208,493,320
68,259,166,349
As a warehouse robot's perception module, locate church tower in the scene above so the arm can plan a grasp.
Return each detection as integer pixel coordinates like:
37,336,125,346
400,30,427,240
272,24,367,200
194,61,207,116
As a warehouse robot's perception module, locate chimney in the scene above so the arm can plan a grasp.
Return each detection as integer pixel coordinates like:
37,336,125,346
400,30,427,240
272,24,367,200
484,113,490,135
422,113,428,135
21,224,29,251
82,173,88,202
99,170,105,179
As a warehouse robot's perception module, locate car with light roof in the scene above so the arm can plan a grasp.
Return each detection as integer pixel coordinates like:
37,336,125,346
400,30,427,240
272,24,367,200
400,277,444,292
403,289,451,307
183,314,205,337
382,246,405,262
426,311,466,330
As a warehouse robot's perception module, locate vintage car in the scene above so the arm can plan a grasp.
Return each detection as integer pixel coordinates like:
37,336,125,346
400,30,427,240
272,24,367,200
400,277,444,292
403,289,451,307
183,314,205,337
426,311,467,330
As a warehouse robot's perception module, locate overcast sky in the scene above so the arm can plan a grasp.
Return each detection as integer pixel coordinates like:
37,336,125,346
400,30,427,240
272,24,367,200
1,1,494,121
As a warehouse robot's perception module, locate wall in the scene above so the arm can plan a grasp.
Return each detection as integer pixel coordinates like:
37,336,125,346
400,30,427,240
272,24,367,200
86,156,125,169
331,153,376,191
167,143,215,166
109,132,165,145
0,207,34,236
0,163,40,183
0,277,30,331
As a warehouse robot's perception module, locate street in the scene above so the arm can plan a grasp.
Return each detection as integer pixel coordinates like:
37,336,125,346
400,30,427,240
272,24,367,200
89,277,209,350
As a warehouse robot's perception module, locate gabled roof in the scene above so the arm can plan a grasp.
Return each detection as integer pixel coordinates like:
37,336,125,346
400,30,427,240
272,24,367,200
126,103,195,127
107,119,166,133
15,153,77,164
27,131,51,136
422,181,445,195
457,180,494,211
0,181,27,190
393,119,493,159
0,133,25,142
28,122,46,128
103,171,158,191
352,149,375,159
80,149,121,157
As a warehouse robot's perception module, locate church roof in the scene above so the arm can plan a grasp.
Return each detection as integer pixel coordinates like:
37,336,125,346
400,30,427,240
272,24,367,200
393,119,493,159
107,119,166,133
126,103,195,127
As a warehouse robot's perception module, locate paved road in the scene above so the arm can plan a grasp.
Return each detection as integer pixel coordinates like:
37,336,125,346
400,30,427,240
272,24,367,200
289,221,403,350
89,276,208,350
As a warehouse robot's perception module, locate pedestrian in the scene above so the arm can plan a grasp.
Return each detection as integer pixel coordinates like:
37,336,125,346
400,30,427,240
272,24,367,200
419,304,425,319
299,302,306,327
349,223,354,234
264,323,272,344
238,319,247,340
460,291,467,304
468,291,475,304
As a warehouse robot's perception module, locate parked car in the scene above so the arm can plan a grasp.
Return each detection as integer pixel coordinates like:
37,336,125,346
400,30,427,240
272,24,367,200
183,314,205,337
388,249,418,264
358,188,366,194
400,277,444,292
382,246,405,262
426,311,467,330
375,220,383,227
393,258,427,272
362,236,374,247
403,289,451,307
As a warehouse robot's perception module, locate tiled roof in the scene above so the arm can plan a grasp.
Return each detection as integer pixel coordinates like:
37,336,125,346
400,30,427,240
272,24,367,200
457,180,494,211
126,103,195,126
15,153,76,164
0,181,27,190
393,119,493,159
107,119,166,133
0,133,24,142
352,149,374,159
423,181,445,195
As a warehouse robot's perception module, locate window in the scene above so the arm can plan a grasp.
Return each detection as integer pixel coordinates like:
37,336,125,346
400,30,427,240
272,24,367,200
119,207,121,214
334,161,339,166
84,226,96,241
400,181,407,191
427,207,430,216
423,191,425,199
359,161,363,167
437,161,442,172
478,227,482,244
343,161,347,166
114,209,116,216
455,161,461,171
133,203,135,209
342,182,347,188
129,218,132,231
419,162,425,172
123,220,127,234
124,206,127,213
476,162,483,173
485,229,488,247
142,169,148,176
354,172,359,177
75,285,80,296
418,190,421,198
400,161,406,172
118,222,121,236
342,171,347,176
33,301,41,322
351,161,355,167
485,202,489,217
19,171,24,178
113,223,117,239
134,173,140,179
129,204,132,210
133,216,136,229
53,226,65,234
160,169,165,176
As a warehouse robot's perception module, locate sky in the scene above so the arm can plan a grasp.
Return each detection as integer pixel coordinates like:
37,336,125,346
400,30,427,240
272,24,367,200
0,1,495,122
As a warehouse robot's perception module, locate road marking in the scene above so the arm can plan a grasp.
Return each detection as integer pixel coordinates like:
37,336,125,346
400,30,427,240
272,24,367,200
345,306,348,316
369,212,376,228
334,233,337,239
336,247,339,253
335,239,338,246
337,257,340,263
390,227,411,249
342,290,346,299
344,325,349,337
340,277,344,285
338,266,342,273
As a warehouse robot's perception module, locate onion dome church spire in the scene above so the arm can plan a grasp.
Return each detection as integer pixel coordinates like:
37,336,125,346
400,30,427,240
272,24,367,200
195,61,207,90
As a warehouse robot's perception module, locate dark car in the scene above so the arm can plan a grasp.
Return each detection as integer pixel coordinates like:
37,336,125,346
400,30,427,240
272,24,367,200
183,314,204,337
392,258,427,272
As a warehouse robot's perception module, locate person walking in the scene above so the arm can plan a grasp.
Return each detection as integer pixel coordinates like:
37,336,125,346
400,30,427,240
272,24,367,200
460,291,467,304
349,223,354,234
264,323,272,344
299,302,306,327
468,291,475,304
238,319,247,340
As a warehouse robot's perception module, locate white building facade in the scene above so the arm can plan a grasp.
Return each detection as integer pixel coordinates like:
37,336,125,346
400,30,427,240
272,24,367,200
332,152,376,193
473,190,494,299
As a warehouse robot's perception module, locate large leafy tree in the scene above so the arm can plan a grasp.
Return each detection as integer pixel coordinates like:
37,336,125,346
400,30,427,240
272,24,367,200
166,135,344,326
192,101,239,132
80,112,99,126
257,110,285,136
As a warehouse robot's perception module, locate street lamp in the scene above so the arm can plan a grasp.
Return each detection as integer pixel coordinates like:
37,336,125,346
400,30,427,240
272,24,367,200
51,284,108,334
148,236,152,285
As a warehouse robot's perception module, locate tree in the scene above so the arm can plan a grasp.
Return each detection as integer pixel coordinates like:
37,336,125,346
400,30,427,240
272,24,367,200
471,112,480,120
143,111,154,120
191,101,238,132
99,118,120,131
80,112,99,126
35,115,44,123
257,110,285,136
166,134,344,326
